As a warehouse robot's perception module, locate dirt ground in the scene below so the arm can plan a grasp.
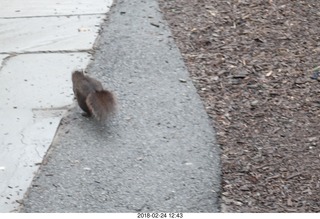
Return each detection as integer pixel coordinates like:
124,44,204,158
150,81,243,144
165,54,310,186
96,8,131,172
158,0,320,212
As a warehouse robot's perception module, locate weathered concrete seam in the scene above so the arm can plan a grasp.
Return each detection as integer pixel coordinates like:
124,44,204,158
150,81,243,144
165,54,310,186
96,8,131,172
0,49,94,56
0,13,107,19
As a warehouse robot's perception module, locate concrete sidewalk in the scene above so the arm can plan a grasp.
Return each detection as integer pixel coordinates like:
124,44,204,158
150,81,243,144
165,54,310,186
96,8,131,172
0,0,112,212
21,0,220,212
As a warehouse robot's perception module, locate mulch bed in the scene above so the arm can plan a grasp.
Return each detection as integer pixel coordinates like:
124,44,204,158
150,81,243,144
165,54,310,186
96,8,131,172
158,0,320,212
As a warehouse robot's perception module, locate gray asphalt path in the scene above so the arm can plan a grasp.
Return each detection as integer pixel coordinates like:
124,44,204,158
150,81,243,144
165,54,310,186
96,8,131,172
21,0,220,212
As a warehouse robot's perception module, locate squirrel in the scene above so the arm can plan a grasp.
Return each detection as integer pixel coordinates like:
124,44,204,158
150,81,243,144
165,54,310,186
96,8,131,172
72,70,116,121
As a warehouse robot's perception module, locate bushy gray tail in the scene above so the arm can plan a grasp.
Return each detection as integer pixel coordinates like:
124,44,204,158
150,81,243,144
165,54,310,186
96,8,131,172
86,90,116,121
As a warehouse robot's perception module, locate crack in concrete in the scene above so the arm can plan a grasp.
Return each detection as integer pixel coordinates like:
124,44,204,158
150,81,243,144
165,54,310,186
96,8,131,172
0,49,94,56
0,54,17,72
0,13,107,20
19,132,27,146
34,145,42,159
32,105,73,112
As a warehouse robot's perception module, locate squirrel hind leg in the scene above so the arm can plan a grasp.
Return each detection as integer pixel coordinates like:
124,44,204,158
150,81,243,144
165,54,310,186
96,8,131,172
81,111,92,118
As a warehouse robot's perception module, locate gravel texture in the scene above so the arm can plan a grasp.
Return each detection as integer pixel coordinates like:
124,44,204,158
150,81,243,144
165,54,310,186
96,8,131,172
159,0,320,212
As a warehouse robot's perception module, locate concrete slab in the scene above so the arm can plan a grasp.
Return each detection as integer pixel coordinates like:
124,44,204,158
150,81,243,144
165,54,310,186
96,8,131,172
0,109,63,212
0,0,113,213
0,0,113,18
0,53,91,212
0,53,91,108
0,15,103,53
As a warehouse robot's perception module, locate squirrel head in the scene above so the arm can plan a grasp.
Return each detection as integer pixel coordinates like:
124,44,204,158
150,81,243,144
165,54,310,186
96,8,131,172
71,69,86,82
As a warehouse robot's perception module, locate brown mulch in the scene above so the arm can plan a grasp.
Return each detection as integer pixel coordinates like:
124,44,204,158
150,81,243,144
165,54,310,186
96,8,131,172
158,0,320,212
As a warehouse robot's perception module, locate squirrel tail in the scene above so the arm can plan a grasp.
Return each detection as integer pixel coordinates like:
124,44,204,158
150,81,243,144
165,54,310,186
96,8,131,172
86,90,116,121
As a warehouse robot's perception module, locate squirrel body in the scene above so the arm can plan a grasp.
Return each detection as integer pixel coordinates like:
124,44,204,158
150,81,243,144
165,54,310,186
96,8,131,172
72,70,116,121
